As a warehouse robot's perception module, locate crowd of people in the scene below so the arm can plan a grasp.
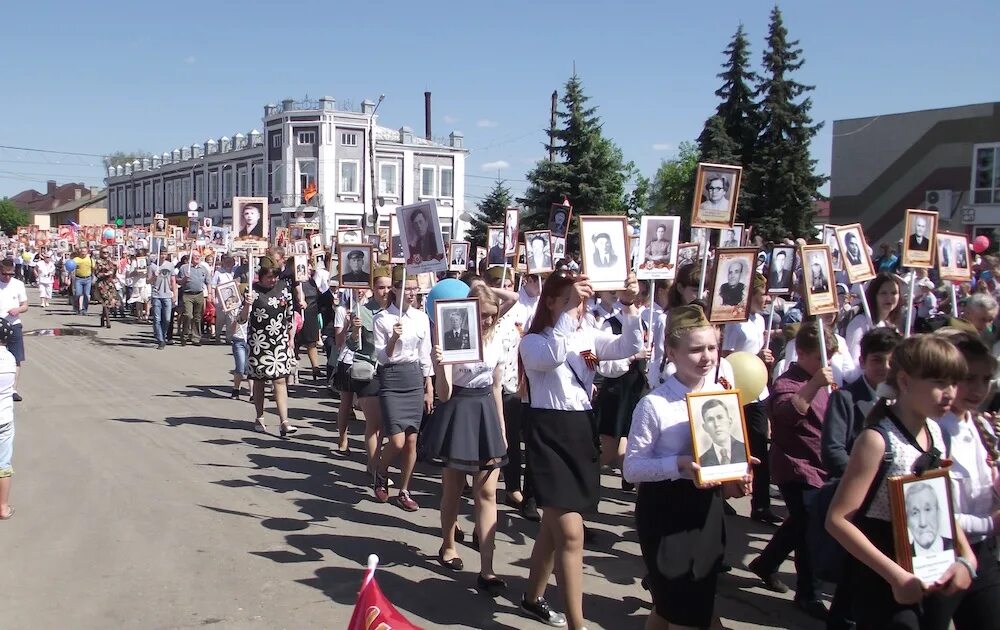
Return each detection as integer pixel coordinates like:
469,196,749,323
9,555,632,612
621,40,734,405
6,228,1000,630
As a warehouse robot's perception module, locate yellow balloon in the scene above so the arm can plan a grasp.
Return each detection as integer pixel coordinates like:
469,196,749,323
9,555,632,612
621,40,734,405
20,252,31,262
727,351,768,406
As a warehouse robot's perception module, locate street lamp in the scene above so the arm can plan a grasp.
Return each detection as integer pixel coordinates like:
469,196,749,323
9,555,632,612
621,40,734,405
367,94,386,231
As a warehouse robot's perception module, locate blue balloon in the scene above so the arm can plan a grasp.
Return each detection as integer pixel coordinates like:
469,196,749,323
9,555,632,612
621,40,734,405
425,278,470,323
65,260,77,273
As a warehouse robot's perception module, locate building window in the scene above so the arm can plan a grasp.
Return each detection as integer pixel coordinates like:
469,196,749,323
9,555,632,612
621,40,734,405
238,166,248,197
340,160,360,195
341,132,358,147
337,216,362,229
973,144,1000,204
252,164,263,196
195,173,204,208
297,130,316,145
441,223,452,243
273,163,284,202
223,168,233,206
440,166,454,199
298,160,317,198
271,133,282,149
145,183,152,214
153,181,162,212
420,165,436,198
379,162,398,197
208,171,219,209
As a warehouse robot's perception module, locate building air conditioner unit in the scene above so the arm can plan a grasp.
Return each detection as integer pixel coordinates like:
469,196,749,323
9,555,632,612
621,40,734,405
925,190,954,220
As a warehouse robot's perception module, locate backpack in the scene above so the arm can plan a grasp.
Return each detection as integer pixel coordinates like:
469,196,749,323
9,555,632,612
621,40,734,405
805,424,893,583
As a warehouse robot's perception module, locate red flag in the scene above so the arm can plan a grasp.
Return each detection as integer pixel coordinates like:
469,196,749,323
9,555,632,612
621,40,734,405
348,569,423,630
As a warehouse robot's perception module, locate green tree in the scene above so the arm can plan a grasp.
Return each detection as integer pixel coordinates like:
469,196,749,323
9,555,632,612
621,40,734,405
466,180,512,248
0,199,30,236
646,141,700,217
625,174,650,226
522,74,635,250
749,6,826,241
103,150,152,169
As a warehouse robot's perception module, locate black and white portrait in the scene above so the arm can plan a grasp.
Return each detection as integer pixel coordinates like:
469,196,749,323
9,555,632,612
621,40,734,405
397,200,446,273
434,298,483,365
551,236,566,261
293,240,309,256
580,216,629,291
233,197,269,240
902,209,938,269
388,217,405,263
515,244,527,272
339,244,372,288
767,246,795,295
294,254,309,283
487,226,506,265
475,247,488,272
808,252,830,293
504,208,519,257
822,225,843,271
449,241,469,271
338,228,363,246
800,244,838,316
691,163,742,229
835,224,876,284
708,248,755,323
686,390,751,484
676,243,699,269
717,224,744,249
202,217,213,231
216,280,240,313
889,469,958,587
547,202,572,239
310,233,324,254
637,216,680,279
524,230,554,274
152,216,168,238
937,232,972,282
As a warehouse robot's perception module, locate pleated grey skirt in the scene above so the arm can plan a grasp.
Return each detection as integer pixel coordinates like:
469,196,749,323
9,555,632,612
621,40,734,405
378,362,424,436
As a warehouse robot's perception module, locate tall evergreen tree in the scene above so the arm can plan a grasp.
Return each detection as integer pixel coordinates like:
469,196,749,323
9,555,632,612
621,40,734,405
749,6,826,240
523,74,634,250
466,179,512,248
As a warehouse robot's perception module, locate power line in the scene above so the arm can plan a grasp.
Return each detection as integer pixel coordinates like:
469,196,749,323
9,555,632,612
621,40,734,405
0,144,110,158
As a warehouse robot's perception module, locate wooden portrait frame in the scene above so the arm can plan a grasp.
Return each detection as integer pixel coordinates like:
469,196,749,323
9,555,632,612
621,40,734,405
676,242,700,270
337,227,364,246
503,207,520,257
232,196,269,241
293,239,310,256
434,297,484,365
889,466,959,587
835,223,876,284
337,243,373,289
215,280,241,314
486,225,506,267
579,215,631,292
515,244,527,273
524,230,555,275
547,202,573,239
937,231,972,282
716,223,745,249
766,245,797,295
691,162,742,229
475,246,488,272
800,244,838,316
637,215,680,280
686,389,752,484
293,255,309,282
388,215,405,264
396,200,446,273
901,208,938,269
151,216,169,238
708,247,757,323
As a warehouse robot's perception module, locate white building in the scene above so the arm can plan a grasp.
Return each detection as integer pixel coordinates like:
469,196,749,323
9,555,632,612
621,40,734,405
105,96,468,244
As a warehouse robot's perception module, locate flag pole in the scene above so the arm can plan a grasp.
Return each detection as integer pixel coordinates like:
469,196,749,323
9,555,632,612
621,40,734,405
362,554,379,589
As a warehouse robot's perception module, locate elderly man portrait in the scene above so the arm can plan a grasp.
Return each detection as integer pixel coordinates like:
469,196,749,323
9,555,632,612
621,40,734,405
719,260,747,306
908,215,931,251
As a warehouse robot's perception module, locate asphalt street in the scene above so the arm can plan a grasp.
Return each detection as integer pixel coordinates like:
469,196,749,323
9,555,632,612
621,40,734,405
2,292,822,629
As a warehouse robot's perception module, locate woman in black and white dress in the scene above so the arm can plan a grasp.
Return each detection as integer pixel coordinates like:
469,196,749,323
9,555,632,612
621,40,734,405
420,284,509,594
519,270,643,629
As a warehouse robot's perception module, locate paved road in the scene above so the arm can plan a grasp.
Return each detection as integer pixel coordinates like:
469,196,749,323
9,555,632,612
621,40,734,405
2,293,823,629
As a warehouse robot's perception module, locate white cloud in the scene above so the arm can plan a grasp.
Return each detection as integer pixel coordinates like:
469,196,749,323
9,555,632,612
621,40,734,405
443,115,458,124
183,55,197,65
480,160,510,172
651,142,673,151
476,119,499,128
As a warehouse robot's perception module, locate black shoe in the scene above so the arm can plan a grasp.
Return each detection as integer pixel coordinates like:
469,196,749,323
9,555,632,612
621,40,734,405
794,597,829,621
751,508,784,525
747,557,789,593
521,595,567,627
157,342,165,350
621,479,635,492
231,388,240,399
477,574,508,597
723,501,737,516
12,393,22,402
521,497,541,522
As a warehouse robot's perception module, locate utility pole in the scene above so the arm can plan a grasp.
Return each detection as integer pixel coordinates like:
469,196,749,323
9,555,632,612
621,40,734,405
548,90,558,162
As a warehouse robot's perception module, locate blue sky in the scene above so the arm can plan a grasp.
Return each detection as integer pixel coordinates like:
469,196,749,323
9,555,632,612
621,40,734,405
2,0,998,207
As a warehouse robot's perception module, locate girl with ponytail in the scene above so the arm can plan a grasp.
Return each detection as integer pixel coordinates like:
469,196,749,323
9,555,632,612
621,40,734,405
827,335,977,629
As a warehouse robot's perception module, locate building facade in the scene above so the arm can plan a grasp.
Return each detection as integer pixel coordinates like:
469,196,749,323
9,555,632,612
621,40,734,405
31,190,108,230
830,102,1000,248
104,96,467,244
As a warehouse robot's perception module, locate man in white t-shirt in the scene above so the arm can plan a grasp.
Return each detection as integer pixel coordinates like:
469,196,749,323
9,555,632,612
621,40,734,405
0,259,28,402
721,273,780,524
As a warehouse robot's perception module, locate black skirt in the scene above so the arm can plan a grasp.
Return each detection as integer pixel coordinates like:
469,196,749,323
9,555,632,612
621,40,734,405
378,362,424,436
418,386,508,472
636,479,725,628
596,361,649,438
524,407,600,512
333,361,353,392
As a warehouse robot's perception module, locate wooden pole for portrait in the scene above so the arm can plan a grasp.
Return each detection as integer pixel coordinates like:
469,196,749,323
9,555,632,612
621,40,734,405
817,316,832,394
697,230,712,300
646,280,655,351
397,267,407,312
950,282,959,318
764,301,777,350
904,273,916,337
857,281,873,327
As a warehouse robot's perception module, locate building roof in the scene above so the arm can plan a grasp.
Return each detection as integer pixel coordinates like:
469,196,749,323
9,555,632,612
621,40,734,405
373,125,462,150
33,189,108,215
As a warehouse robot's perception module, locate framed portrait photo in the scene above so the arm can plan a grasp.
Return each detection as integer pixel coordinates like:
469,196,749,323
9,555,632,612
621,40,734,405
547,202,573,239
766,245,797,295
551,236,567,262
716,223,744,249
172,226,185,242
293,239,309,256
486,225,506,266
686,390,752,484
708,247,757,323
151,216,169,238
514,244,527,272
338,244,373,289
937,232,972,282
823,225,844,272
449,241,470,272
232,196,269,241
310,233,323,254
434,298,483,365
377,227,390,253
215,280,241,314
691,163,742,229
367,233,381,251
388,215,405,264
902,209,938,269
637,216,680,280
397,200,446,273
835,223,876,284
475,246,488,272
690,227,711,256
524,230,554,274
416,271,436,293
503,207,520,257
676,242,700,270
579,215,630,291
889,467,958,587
338,227,363,246
801,244,838,316
293,255,309,283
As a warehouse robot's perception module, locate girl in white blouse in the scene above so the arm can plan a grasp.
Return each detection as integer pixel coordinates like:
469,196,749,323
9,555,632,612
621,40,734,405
623,304,753,630
844,273,903,365
420,285,508,595
519,270,643,630
928,332,1000,628
827,335,976,629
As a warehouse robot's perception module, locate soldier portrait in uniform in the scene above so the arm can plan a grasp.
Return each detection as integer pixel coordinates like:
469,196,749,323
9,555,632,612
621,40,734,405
637,215,680,280
434,298,483,365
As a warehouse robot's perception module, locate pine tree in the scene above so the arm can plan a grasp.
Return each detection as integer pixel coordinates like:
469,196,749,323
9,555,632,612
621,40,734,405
523,74,635,250
697,24,759,224
466,180,512,248
750,6,826,241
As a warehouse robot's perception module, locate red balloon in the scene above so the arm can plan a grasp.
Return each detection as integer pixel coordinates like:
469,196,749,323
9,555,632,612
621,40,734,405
973,235,990,254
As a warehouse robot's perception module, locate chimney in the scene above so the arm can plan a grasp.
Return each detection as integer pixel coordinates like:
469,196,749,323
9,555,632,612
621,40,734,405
47,180,56,195
424,91,432,141
90,186,99,196
75,189,83,200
